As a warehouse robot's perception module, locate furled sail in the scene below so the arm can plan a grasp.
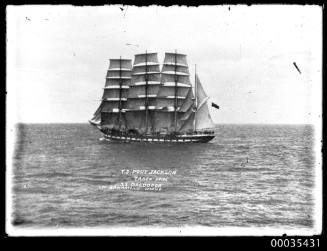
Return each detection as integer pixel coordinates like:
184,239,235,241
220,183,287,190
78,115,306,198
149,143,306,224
91,58,132,129
154,52,193,133
194,74,215,130
125,52,161,134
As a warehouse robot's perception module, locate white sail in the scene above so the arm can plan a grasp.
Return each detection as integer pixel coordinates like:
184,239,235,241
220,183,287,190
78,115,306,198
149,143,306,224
90,58,132,129
126,52,161,133
91,53,215,136
178,89,195,132
195,75,215,130
154,52,192,132
89,112,101,126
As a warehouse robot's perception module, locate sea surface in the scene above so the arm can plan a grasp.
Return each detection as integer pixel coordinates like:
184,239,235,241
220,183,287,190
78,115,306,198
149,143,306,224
11,124,316,229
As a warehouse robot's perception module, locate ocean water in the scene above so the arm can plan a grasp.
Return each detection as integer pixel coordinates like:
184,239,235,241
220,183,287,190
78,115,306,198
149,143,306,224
11,124,316,229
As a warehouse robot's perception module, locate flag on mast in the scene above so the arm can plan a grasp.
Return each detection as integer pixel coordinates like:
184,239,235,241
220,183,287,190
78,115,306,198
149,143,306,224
212,102,219,109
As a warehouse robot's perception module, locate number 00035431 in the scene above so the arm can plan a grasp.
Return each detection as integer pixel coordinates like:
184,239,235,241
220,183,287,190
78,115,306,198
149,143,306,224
271,238,319,248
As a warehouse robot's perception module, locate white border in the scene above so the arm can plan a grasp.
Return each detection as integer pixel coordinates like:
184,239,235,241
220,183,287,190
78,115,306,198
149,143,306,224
5,4,323,237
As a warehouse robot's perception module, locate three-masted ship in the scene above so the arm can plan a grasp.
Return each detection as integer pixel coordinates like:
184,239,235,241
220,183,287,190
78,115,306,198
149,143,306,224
90,51,216,143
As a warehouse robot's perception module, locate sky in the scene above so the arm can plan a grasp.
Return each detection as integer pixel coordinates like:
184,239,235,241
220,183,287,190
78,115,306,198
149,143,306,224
6,5,322,124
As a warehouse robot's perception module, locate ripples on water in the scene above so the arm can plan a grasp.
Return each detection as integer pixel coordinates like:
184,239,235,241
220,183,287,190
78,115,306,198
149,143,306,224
11,124,315,228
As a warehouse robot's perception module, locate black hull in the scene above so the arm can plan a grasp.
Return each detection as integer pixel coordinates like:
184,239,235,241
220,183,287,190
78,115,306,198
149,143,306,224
102,132,215,143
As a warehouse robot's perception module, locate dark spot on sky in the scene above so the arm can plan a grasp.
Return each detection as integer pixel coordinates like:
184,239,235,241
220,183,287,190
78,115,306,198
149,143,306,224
126,43,139,47
228,7,230,11
120,7,124,11
293,62,301,74
124,6,129,17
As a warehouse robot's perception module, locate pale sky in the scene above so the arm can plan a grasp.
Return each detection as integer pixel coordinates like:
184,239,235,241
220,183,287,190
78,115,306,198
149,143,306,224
7,5,322,124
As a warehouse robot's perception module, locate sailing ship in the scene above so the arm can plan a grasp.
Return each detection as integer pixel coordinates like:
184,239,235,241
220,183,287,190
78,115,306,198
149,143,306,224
89,51,217,143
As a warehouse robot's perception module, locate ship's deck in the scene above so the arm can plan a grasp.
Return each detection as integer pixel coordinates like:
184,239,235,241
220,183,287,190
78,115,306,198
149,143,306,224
102,130,215,143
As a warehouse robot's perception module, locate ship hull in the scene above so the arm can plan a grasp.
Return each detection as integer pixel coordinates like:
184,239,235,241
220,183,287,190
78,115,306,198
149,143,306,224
102,132,215,143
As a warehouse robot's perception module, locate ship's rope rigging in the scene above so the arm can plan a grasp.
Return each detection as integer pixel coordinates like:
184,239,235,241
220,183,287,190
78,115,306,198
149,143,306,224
92,51,216,133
